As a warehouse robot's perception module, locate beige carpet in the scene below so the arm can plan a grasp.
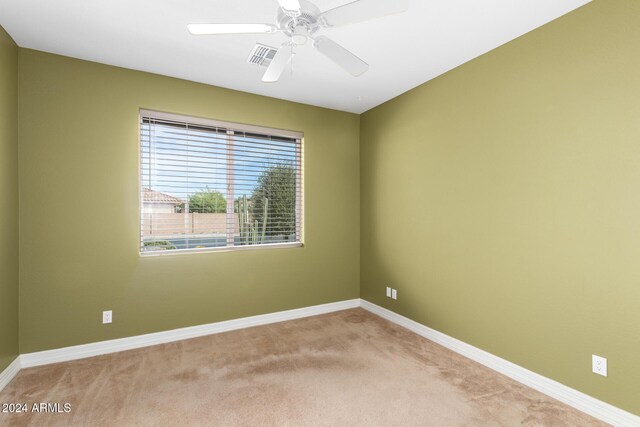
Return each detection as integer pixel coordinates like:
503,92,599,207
0,309,603,426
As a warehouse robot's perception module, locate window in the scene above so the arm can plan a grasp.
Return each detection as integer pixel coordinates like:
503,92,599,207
140,110,303,254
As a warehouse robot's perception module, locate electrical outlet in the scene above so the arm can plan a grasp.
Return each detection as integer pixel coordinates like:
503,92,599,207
386,287,392,298
102,310,112,324
592,355,607,377
391,289,397,300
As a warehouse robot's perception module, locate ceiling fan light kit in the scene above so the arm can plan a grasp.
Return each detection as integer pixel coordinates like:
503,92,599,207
188,0,409,82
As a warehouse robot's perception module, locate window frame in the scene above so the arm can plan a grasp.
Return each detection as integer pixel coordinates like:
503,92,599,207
138,109,304,256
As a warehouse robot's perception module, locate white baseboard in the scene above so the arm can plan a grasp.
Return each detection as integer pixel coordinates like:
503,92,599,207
0,357,21,393
20,299,360,369
360,299,640,427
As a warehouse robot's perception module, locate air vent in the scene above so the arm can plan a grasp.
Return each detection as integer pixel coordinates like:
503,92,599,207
247,43,278,67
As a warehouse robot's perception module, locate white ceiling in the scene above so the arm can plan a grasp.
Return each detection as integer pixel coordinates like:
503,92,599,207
0,0,590,113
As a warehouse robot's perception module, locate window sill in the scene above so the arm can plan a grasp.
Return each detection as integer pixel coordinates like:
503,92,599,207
139,241,303,257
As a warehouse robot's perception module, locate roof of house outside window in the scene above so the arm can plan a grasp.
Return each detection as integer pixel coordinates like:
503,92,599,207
143,188,184,205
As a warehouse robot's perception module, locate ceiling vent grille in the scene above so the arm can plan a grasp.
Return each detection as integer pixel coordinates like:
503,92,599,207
247,43,278,67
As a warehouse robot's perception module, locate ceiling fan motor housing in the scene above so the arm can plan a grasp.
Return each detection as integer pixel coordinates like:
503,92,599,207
277,0,321,45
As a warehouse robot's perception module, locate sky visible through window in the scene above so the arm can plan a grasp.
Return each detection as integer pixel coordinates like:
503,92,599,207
141,122,298,204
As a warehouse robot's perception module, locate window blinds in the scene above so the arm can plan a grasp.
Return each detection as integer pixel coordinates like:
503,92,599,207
140,110,303,254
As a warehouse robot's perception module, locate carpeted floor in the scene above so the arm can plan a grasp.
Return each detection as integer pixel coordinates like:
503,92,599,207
0,308,603,426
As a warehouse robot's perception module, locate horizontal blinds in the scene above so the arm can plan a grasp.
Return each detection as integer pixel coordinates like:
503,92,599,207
140,113,303,253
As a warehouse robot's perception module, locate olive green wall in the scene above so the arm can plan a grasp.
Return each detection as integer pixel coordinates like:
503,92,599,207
18,49,360,354
361,0,640,415
0,27,19,373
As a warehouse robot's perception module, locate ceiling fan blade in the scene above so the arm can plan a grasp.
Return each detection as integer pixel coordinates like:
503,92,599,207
320,0,409,27
262,44,292,82
187,23,277,35
313,36,369,76
277,0,301,12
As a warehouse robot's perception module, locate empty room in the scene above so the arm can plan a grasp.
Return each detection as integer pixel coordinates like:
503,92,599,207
0,0,639,425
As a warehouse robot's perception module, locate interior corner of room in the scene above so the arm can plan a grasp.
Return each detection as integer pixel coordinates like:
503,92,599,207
1,0,640,425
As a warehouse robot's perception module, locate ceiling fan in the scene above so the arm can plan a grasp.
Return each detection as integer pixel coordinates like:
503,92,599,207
188,0,409,82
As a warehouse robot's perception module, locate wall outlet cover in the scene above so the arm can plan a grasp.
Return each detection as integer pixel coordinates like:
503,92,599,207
391,289,397,300
592,355,607,377
102,310,113,324
386,287,392,298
